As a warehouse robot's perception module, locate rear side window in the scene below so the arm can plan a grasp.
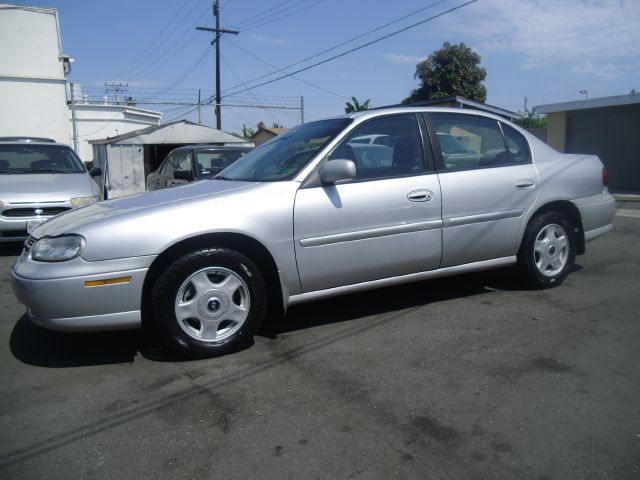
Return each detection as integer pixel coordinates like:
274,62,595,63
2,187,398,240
501,123,531,164
429,113,508,171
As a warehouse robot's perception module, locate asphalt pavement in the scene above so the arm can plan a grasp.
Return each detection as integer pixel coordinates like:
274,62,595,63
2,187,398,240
0,215,639,480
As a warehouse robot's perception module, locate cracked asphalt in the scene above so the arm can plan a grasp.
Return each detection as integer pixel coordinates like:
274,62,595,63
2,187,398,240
1,216,639,479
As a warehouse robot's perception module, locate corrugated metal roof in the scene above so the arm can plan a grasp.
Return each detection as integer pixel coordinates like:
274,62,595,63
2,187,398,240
536,92,640,114
89,120,251,145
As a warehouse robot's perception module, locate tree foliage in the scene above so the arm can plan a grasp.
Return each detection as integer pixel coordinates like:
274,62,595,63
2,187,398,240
345,97,371,113
513,97,547,129
403,42,487,104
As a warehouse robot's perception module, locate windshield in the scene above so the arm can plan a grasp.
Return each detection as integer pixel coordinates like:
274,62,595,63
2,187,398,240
219,118,351,181
0,144,86,174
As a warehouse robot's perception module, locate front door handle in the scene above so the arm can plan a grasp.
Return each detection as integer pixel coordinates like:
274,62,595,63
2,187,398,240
407,189,434,202
515,179,536,190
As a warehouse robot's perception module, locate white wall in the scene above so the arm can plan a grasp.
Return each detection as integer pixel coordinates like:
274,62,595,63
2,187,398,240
0,5,70,143
71,103,162,162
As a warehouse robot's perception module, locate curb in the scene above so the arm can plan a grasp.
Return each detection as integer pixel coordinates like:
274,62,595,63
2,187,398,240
613,194,640,202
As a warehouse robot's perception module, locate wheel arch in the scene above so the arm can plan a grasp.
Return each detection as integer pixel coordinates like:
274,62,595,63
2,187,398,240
523,200,585,255
141,233,284,325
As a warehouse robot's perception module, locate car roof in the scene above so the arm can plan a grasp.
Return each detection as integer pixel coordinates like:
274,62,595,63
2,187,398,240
0,140,72,147
0,136,57,143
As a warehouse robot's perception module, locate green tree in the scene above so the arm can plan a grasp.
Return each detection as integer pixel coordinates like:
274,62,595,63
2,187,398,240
345,97,371,113
403,42,487,104
513,97,547,129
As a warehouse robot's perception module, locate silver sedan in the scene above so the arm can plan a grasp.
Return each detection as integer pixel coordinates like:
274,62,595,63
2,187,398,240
11,107,615,358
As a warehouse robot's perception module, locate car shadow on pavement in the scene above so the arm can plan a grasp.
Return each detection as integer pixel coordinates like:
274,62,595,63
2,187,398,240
0,242,23,257
10,315,144,367
262,269,502,337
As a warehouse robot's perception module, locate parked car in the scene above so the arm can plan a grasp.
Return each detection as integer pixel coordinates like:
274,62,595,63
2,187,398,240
0,139,102,242
11,107,615,358
146,144,252,191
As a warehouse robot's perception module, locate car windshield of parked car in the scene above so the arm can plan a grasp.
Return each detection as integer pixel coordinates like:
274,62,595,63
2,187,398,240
196,148,251,177
0,145,86,174
218,118,352,182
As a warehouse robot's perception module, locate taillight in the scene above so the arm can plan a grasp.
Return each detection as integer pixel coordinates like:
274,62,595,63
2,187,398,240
602,167,609,187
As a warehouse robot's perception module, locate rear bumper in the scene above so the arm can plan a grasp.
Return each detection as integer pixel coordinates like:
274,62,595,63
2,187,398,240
572,191,616,243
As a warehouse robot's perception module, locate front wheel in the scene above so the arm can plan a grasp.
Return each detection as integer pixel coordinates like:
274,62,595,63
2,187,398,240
517,211,576,289
151,247,267,358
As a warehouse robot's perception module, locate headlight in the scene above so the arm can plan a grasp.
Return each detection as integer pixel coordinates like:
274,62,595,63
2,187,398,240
70,196,99,208
31,235,84,262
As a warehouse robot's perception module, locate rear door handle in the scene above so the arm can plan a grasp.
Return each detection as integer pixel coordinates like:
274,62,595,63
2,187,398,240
515,179,535,190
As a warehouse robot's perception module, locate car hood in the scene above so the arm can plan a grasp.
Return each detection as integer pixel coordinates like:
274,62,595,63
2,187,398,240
31,179,259,237
0,173,95,203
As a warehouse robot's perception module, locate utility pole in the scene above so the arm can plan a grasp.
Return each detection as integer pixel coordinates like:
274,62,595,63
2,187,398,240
69,82,79,153
197,89,202,124
300,96,304,124
197,1,239,130
104,82,128,104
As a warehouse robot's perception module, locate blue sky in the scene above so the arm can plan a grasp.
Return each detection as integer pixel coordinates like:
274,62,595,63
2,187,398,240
14,0,640,134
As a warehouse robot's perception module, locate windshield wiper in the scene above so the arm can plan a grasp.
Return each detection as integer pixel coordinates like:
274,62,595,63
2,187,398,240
214,175,233,181
30,168,69,174
0,169,24,174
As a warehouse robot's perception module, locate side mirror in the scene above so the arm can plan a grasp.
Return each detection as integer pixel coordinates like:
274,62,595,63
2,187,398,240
320,159,356,185
89,167,102,177
173,170,193,181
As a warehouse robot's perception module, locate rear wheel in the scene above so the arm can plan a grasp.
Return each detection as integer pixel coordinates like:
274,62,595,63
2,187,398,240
517,211,576,288
151,247,267,358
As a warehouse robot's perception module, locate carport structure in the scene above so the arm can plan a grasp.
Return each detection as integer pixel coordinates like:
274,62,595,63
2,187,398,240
90,120,252,199
537,93,640,193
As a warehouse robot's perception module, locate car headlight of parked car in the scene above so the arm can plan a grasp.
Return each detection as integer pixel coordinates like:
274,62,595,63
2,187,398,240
70,196,99,208
31,235,84,262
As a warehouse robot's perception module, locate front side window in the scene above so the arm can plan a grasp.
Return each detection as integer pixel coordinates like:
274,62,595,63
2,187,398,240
160,151,191,177
328,114,425,180
220,118,351,182
430,113,508,171
0,145,85,174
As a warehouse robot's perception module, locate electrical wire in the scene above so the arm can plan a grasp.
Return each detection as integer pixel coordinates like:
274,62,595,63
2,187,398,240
222,0,479,98
239,0,327,32
225,38,348,100
221,0,448,95
116,0,210,80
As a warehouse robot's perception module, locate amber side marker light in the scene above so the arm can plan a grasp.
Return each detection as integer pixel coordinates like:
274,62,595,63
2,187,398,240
85,277,131,287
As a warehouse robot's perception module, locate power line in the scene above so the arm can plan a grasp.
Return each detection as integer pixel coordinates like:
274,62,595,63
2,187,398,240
225,38,348,100
116,0,209,80
240,0,327,32
221,0,448,95
230,0,302,28
223,0,479,98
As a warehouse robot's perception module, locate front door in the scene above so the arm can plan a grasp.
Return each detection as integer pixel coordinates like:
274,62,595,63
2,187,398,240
294,114,443,293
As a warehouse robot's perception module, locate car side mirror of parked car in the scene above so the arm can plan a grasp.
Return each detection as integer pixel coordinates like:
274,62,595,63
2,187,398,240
320,159,356,185
89,167,102,177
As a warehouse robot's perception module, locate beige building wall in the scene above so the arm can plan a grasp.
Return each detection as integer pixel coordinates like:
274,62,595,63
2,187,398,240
546,112,567,152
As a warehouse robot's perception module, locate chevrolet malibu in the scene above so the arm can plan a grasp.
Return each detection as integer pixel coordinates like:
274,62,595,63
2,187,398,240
11,107,615,358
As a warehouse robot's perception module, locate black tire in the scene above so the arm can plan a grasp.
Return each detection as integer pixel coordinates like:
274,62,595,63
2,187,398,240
517,211,576,289
151,247,267,358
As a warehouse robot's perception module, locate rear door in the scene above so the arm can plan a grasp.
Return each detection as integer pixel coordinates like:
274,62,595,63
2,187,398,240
294,113,443,292
425,112,538,267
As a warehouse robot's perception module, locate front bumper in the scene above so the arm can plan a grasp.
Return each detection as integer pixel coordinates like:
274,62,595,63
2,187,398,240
11,252,154,332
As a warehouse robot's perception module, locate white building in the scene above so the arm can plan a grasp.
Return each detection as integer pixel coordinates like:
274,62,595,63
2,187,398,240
69,85,162,162
0,4,162,161
0,4,69,142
